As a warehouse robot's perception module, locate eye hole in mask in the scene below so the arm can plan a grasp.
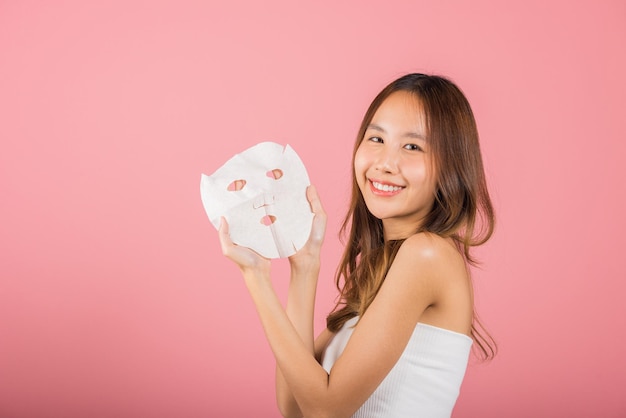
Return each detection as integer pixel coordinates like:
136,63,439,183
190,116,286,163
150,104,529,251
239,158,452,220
266,169,283,179
227,179,246,191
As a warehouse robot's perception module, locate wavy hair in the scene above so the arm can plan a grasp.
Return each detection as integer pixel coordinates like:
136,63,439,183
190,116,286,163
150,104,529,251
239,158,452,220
326,73,496,359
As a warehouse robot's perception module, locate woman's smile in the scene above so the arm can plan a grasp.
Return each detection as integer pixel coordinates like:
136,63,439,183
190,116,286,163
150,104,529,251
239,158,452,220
368,179,405,196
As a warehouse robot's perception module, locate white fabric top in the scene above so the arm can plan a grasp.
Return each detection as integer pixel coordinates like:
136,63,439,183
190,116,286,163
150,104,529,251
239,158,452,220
321,316,472,418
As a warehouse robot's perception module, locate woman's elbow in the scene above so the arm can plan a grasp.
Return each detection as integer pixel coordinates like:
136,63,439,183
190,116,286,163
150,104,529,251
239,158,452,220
276,399,303,418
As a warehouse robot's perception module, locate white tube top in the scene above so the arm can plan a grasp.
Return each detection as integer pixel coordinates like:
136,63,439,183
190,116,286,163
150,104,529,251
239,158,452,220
320,316,472,417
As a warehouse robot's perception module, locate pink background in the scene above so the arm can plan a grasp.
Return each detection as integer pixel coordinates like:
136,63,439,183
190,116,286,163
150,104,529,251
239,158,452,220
1,1,625,417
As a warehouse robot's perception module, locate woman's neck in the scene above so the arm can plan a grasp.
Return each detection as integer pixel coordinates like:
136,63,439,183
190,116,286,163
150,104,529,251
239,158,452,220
382,218,423,241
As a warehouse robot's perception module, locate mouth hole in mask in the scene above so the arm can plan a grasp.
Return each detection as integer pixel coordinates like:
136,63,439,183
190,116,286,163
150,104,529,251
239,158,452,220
260,215,277,226
266,169,283,179
227,179,246,191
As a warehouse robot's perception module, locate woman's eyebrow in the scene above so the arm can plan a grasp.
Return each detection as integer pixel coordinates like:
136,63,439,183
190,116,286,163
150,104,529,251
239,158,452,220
367,123,386,133
367,123,426,140
405,131,427,140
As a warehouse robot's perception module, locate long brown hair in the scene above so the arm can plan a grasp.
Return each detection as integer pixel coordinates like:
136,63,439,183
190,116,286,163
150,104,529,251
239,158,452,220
326,73,496,359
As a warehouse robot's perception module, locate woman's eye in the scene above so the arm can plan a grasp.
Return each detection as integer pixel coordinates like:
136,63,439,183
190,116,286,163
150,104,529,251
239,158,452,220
368,136,383,143
404,143,423,151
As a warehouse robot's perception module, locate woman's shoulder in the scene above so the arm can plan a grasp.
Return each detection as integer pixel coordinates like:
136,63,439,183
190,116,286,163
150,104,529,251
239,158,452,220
398,232,464,266
395,233,473,333
394,232,469,290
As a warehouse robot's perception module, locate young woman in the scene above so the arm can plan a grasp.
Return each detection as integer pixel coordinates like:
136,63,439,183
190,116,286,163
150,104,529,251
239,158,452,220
218,73,495,417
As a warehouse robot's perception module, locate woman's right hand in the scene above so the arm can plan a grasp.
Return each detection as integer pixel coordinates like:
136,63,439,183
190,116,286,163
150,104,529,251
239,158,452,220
288,185,327,272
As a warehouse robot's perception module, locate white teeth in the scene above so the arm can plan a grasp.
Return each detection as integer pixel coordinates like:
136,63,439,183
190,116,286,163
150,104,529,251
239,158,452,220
372,181,403,192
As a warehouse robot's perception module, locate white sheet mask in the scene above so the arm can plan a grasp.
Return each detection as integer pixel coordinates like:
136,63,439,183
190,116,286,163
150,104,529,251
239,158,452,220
200,142,314,259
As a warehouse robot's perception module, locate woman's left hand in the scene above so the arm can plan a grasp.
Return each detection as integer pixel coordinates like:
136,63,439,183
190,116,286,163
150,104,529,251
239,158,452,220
218,217,271,276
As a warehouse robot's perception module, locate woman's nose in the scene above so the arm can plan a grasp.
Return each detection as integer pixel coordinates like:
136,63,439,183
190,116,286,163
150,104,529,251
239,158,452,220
375,147,399,173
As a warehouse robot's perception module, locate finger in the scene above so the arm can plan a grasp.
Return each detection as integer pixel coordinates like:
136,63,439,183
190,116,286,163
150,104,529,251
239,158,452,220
307,185,326,216
218,216,234,255
218,216,230,237
306,186,327,244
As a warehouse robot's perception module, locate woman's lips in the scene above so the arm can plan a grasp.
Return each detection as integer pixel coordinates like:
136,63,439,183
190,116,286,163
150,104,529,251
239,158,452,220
368,179,405,196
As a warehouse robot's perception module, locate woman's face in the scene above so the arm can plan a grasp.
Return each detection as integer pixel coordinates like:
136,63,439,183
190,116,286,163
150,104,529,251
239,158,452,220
354,90,437,240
